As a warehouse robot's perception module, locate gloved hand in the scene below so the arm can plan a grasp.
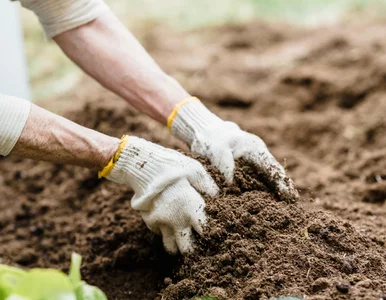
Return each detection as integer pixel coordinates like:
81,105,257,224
168,97,299,202
100,136,219,254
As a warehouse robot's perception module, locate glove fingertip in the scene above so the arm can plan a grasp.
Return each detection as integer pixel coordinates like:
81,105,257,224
214,151,235,186
161,227,179,255
199,171,219,196
164,240,179,255
192,214,207,236
278,178,300,203
224,169,234,186
180,243,194,255
189,168,219,197
176,228,195,255
206,179,220,197
267,164,299,203
217,163,234,186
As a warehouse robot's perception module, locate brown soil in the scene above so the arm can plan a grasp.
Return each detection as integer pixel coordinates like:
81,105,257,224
1,20,386,299
162,160,385,299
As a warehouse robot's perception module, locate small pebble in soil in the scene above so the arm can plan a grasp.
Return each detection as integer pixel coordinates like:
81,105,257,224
312,277,330,293
336,282,350,294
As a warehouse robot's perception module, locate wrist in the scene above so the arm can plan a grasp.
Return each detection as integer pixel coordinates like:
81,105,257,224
97,136,121,171
98,135,128,175
121,71,190,124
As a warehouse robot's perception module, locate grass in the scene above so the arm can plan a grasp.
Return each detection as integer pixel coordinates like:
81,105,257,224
20,0,386,101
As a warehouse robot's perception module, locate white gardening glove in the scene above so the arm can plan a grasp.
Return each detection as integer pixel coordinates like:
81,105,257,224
101,136,219,254
169,98,299,202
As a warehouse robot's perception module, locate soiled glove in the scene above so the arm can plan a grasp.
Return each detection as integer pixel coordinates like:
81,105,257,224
103,136,219,254
169,98,299,202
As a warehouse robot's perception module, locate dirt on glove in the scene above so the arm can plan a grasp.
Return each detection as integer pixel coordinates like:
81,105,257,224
1,18,386,300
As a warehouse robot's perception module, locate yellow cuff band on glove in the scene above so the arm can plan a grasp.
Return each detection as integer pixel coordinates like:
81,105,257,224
167,97,200,130
98,135,130,179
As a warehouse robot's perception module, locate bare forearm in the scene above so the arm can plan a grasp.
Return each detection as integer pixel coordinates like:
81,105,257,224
54,11,189,123
11,104,119,170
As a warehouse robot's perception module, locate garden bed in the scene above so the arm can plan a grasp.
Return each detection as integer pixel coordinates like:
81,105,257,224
1,20,386,299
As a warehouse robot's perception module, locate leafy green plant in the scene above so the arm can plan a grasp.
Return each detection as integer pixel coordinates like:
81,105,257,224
0,253,107,300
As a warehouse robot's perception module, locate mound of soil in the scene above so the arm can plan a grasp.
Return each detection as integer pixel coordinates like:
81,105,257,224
1,19,386,299
163,161,385,299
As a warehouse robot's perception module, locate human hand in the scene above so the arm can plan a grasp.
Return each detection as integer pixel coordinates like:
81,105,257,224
168,98,299,202
101,136,219,254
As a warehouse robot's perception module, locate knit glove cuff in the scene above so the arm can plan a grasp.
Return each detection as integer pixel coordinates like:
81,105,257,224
168,97,223,146
107,136,189,210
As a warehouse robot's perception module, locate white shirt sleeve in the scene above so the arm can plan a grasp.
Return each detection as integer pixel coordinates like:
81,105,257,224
18,0,110,39
0,93,31,156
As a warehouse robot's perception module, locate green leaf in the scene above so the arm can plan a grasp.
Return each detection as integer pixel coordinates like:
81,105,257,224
0,265,26,300
0,253,107,300
11,269,76,300
74,283,107,300
69,253,82,285
68,253,107,300
5,295,30,300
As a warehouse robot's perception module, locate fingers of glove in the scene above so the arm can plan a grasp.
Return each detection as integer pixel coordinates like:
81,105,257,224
191,211,207,236
160,226,179,255
189,190,208,236
176,227,195,254
245,145,299,203
141,211,162,235
188,161,219,197
209,148,235,185
223,121,241,131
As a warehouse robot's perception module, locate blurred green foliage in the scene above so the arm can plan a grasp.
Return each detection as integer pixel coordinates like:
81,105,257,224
250,0,386,24
191,296,217,300
108,0,386,28
20,0,386,101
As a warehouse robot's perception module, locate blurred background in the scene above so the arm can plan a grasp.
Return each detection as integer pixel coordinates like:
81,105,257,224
17,0,386,102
